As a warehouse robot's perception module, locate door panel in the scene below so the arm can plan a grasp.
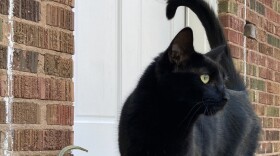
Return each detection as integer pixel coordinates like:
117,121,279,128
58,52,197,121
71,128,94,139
74,0,118,118
74,0,118,155
74,123,118,156
122,0,185,101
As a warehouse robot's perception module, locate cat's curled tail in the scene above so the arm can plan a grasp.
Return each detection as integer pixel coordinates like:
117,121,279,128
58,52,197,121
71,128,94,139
166,0,246,91
167,0,224,49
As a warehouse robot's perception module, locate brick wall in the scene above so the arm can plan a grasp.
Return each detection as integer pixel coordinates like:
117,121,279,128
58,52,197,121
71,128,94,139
0,0,74,155
218,0,280,155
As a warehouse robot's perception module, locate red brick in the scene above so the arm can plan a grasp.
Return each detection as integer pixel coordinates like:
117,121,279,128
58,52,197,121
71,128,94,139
38,77,46,99
259,55,267,67
275,72,280,82
43,129,73,150
26,24,39,47
65,80,74,101
41,77,73,101
0,101,5,123
46,104,60,125
259,67,267,79
263,0,273,8
257,14,266,28
263,117,273,128
21,0,26,19
229,43,242,59
12,102,40,124
275,96,280,106
255,104,265,116
50,78,58,100
38,27,48,49
267,57,278,71
246,63,258,76
14,20,74,54
60,31,74,54
259,92,268,104
13,49,39,73
224,28,244,46
259,43,274,55
275,118,280,128
13,76,72,100
246,38,258,51
47,104,73,125
266,130,280,141
265,20,276,33
0,74,7,97
44,54,73,78
51,5,58,27
257,29,267,42
45,78,51,100
56,79,66,101
46,4,51,26
247,51,259,64
0,45,7,69
19,0,41,22
14,129,73,151
57,7,64,28
267,94,274,105
273,143,280,153
247,9,258,24
69,0,75,7
219,15,244,32
13,129,44,151
13,75,21,98
48,29,60,51
258,143,273,153
0,0,9,15
276,26,280,37
21,76,39,99
14,21,27,45
267,69,274,80
274,48,280,60
266,7,278,23
47,0,75,7
267,82,279,94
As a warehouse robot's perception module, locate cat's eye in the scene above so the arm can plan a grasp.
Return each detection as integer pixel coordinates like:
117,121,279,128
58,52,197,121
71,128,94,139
200,74,210,84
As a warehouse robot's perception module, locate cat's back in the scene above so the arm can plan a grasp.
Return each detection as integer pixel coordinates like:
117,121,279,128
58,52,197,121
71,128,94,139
190,89,260,156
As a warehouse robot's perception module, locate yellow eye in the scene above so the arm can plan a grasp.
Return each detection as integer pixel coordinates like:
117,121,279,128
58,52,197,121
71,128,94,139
200,74,210,84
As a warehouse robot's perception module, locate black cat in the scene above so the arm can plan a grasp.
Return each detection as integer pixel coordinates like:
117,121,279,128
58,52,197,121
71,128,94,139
118,0,260,155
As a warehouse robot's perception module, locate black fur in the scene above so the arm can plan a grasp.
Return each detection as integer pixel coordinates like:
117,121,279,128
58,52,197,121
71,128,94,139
119,1,260,156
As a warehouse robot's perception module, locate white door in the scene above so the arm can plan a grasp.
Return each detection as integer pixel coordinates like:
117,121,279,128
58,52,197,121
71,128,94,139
74,0,119,155
74,0,215,156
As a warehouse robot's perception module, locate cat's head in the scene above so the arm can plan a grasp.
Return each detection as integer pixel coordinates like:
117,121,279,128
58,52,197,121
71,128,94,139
158,27,229,116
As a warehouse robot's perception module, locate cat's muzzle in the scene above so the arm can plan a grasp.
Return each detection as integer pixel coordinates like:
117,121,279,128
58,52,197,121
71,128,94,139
203,94,229,116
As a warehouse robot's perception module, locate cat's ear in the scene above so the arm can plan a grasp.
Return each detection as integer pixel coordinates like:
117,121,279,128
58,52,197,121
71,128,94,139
206,45,227,62
168,27,195,65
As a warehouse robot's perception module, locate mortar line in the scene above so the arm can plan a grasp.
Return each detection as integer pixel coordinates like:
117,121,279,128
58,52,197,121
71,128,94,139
3,0,14,155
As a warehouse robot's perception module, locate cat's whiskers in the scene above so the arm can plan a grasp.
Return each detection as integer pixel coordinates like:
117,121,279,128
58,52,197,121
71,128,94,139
178,101,203,127
177,101,203,129
202,99,209,115
184,104,203,131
